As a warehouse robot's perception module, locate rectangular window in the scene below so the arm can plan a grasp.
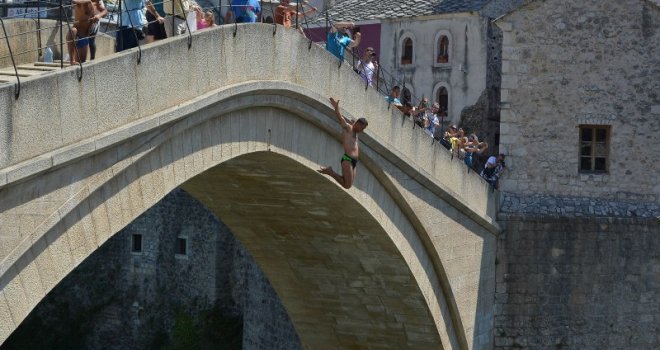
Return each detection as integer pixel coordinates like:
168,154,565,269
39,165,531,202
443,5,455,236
579,125,610,173
131,234,142,253
176,237,188,256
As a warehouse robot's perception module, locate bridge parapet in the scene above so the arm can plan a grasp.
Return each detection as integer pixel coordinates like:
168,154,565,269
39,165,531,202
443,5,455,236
0,23,498,230
0,23,499,348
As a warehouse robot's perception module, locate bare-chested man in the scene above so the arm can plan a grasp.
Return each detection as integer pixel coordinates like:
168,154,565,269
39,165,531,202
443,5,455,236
66,0,98,64
318,97,368,189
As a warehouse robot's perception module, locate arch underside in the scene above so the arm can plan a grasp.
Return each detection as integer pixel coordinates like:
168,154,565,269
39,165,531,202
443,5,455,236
183,152,441,349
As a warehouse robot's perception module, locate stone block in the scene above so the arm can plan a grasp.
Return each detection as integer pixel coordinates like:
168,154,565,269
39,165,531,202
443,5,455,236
502,46,520,61
498,22,513,32
1,267,30,326
651,105,660,115
9,75,63,163
94,54,140,132
52,141,97,167
501,75,519,89
14,248,45,309
57,66,99,145
6,155,52,184
502,60,511,74
502,33,515,46
0,292,15,343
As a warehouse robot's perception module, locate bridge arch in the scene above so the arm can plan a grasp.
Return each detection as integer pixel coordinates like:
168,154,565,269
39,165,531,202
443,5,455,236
0,89,465,348
0,24,498,348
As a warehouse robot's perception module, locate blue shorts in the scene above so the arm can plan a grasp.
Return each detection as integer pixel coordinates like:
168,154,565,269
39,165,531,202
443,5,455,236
76,36,89,48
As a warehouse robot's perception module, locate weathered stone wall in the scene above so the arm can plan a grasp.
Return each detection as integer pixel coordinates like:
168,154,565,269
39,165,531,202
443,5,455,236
1,189,300,350
496,0,660,202
494,215,660,349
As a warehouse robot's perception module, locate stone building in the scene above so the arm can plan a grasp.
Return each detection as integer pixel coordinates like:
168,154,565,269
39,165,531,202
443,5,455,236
494,0,660,348
2,189,300,350
308,0,528,157
497,0,660,202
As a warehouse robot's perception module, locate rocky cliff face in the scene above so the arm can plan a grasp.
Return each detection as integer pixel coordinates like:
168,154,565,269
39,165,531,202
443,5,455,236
2,188,301,350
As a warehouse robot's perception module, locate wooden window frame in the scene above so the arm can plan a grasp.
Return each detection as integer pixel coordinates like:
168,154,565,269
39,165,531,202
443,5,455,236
578,124,611,174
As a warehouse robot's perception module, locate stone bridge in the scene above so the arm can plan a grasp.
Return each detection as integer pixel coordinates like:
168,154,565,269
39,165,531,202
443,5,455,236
0,24,499,349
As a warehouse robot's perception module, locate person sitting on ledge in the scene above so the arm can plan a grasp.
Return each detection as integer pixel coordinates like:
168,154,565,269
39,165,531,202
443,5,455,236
318,97,368,189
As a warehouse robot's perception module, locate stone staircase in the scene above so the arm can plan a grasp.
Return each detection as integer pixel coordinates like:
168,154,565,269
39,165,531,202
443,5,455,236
0,61,71,84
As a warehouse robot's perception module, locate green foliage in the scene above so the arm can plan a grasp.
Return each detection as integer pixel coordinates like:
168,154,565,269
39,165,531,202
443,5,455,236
170,311,200,350
200,306,242,350
163,307,243,350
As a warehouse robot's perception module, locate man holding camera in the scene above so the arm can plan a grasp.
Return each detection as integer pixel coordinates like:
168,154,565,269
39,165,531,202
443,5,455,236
116,0,162,52
356,47,378,87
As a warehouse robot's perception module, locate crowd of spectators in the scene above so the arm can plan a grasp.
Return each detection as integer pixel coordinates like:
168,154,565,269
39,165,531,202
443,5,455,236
317,21,507,189
62,0,505,189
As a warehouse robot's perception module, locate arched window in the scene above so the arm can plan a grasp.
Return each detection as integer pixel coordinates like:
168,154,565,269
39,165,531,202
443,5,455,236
437,86,449,115
401,38,413,65
434,31,452,66
437,36,449,63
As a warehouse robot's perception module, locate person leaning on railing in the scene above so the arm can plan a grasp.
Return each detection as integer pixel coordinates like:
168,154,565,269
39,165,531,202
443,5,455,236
204,10,216,27
356,47,378,87
462,133,488,168
275,0,316,28
385,85,402,106
163,0,190,36
116,0,162,52
423,102,441,138
325,21,361,61
481,154,506,189
224,0,261,24
145,0,166,43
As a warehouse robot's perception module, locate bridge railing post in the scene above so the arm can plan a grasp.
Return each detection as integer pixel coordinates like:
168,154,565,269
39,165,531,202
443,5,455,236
0,16,20,98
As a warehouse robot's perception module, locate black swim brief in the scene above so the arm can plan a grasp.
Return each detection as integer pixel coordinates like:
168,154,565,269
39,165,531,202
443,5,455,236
341,154,358,169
